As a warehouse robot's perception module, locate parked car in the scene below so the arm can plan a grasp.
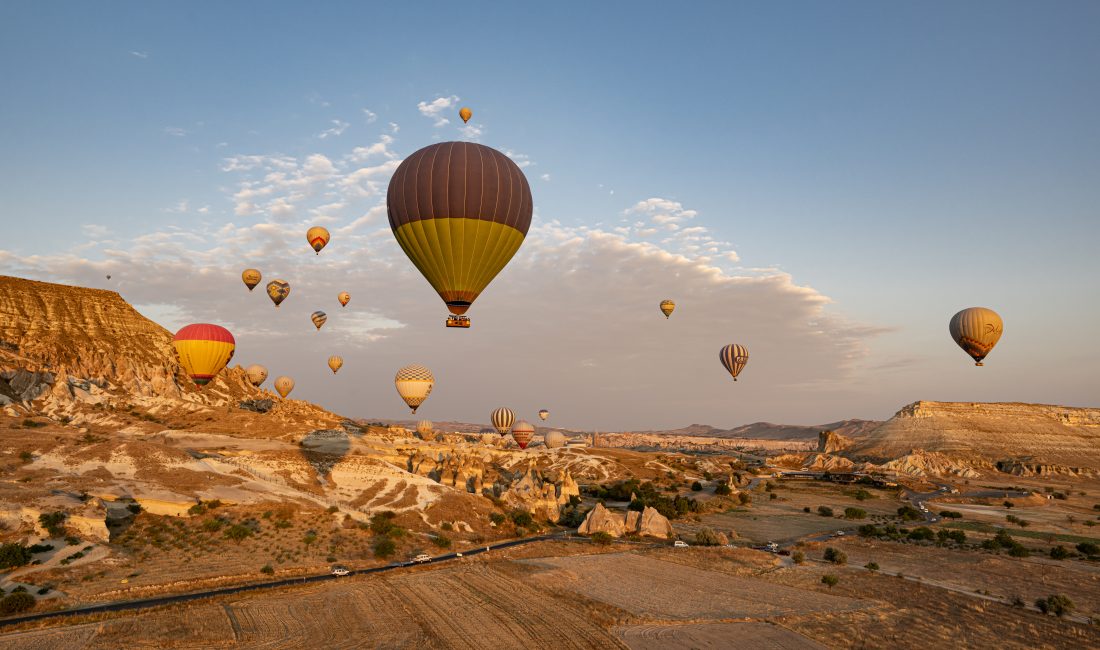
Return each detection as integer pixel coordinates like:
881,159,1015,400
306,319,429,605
413,554,432,563
673,540,689,548
835,531,845,537
331,565,350,576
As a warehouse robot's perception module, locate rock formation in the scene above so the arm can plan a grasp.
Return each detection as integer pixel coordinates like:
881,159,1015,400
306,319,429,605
577,503,673,539
818,430,853,453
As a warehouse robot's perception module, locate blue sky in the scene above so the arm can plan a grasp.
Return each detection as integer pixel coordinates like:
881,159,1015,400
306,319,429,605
1,2,1098,428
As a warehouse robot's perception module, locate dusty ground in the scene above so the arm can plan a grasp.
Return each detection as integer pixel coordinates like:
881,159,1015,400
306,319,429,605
616,622,828,649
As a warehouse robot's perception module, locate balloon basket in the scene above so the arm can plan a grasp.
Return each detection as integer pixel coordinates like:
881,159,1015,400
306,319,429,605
446,315,471,328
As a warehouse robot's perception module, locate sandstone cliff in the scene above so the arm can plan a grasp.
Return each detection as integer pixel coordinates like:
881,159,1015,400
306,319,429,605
577,503,673,539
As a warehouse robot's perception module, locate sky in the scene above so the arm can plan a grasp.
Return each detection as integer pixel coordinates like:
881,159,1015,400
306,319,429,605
1,2,1098,431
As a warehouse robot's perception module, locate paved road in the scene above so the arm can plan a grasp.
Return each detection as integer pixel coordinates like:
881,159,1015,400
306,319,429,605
0,533,566,629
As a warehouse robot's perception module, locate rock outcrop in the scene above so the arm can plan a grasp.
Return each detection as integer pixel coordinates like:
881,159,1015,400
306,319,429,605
818,430,853,453
577,503,673,539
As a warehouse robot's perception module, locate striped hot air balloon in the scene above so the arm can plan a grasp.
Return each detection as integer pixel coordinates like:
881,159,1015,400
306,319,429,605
327,355,343,374
311,311,327,331
511,420,535,450
719,344,749,381
245,364,268,387
266,280,290,307
659,299,675,319
949,307,1003,366
538,409,549,421
306,226,330,254
544,430,567,449
387,142,533,328
172,324,235,388
242,269,262,291
395,364,434,414
274,376,294,398
338,291,350,307
490,407,515,436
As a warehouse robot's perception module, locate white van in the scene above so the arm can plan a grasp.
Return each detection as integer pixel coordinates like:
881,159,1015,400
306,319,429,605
331,565,350,576
413,554,432,563
673,540,689,548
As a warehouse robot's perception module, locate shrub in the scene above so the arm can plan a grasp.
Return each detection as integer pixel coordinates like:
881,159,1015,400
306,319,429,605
1003,501,1014,509
803,507,811,513
1036,594,1075,617
1075,542,1099,556
791,550,805,565
430,535,451,549
939,510,962,519
737,493,751,506
937,529,966,544
509,510,535,528
205,500,222,510
907,527,935,542
817,506,834,518
769,493,778,500
1050,546,1071,560
188,503,207,516
274,519,292,529
590,532,613,545
1008,544,1030,558
27,543,53,554
0,593,35,614
865,561,879,571
21,419,45,428
691,481,703,492
440,522,453,531
260,564,274,575
823,547,847,565
38,512,67,537
224,524,253,543
843,508,866,520
202,519,224,532
327,506,339,514
821,574,839,588
303,532,318,547
18,451,33,463
373,538,396,559
127,503,142,515
1052,492,1067,501
371,512,399,535
693,527,723,547
854,489,871,501
558,506,588,529
0,543,32,570
714,483,731,496
897,506,921,521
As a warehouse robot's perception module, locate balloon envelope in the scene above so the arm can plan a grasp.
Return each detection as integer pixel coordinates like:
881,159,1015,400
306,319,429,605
949,307,1003,366
266,280,290,307
274,375,294,398
491,407,515,436
311,311,328,331
387,142,532,320
538,409,549,421
544,430,567,449
459,107,472,124
328,355,343,374
173,324,235,387
511,420,535,449
719,344,749,381
395,364,434,414
306,226,330,254
242,269,262,291
245,364,268,387
416,420,433,439
660,299,675,319
338,291,350,307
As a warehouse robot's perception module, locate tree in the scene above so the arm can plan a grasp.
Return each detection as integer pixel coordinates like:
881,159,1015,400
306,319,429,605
691,481,703,492
737,493,751,506
1035,594,1075,617
821,575,839,588
817,506,834,517
865,561,879,571
260,564,274,575
843,507,866,520
0,593,35,614
897,506,921,521
38,512,66,537
224,524,253,543
1076,541,1099,556
714,483,731,496
823,547,847,565
373,538,396,559
792,550,805,564
1049,546,1071,560
0,544,32,571
590,532,613,545
694,527,723,547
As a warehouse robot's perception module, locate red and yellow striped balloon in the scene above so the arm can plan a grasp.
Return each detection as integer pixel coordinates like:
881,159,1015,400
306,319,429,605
173,324,235,387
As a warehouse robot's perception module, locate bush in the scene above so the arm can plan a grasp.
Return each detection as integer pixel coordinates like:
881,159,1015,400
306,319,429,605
430,535,451,549
38,512,67,537
737,493,751,506
188,503,207,516
510,510,535,528
1050,546,1071,560
202,519,225,532
371,511,399,535
224,524,253,543
843,507,866,520
714,483,731,496
590,532,613,545
260,564,274,575
817,506,834,517
823,547,847,565
691,481,703,492
821,574,839,588
0,592,35,614
1076,542,1099,556
303,532,318,547
1036,594,1075,617
792,550,805,564
21,419,45,428
1008,544,1030,558
0,543,33,571
558,506,589,528
18,451,33,463
327,506,339,514
693,527,723,547
937,529,966,544
897,506,921,521
1003,501,1014,509
865,561,879,571
853,489,872,501
27,544,53,554
939,510,962,519
907,527,935,542
373,537,396,559
803,507,811,513
440,522,453,531
769,493,778,500
126,503,142,515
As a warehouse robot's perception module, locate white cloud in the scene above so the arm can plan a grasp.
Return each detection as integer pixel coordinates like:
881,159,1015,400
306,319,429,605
81,224,109,239
388,122,400,133
129,50,149,59
163,200,189,213
459,123,483,140
317,119,349,139
164,127,187,137
503,149,533,169
417,95,459,127
362,109,378,123
540,173,551,182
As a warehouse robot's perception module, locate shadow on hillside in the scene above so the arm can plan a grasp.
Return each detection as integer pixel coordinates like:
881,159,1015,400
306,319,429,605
298,429,351,485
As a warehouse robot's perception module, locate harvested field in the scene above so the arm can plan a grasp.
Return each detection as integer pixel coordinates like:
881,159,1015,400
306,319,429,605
616,622,827,649
520,552,866,619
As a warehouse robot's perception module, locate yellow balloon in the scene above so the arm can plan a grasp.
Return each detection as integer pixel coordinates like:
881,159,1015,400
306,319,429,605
245,364,268,386
274,376,294,398
242,269,262,291
328,355,343,374
306,226,330,254
338,291,350,307
949,307,1003,366
459,107,472,124
395,364,434,414
172,324,235,388
659,299,675,319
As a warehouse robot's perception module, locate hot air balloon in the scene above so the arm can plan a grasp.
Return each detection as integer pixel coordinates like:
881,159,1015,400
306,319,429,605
511,420,535,450
266,280,290,308
395,364,433,414
538,409,549,421
106,275,112,280
306,226,330,254
387,142,533,328
327,355,343,374
459,107,472,124
719,344,749,381
245,364,268,387
242,269,262,291
274,376,294,398
416,420,433,439
311,311,328,331
172,324,235,388
338,291,350,307
949,307,1003,366
491,407,515,436
544,430,567,449
660,299,675,319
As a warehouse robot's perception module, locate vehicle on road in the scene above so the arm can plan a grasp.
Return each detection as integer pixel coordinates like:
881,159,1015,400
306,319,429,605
673,540,689,548
331,565,350,577
413,554,432,563
835,531,845,537
766,541,779,553
456,552,463,558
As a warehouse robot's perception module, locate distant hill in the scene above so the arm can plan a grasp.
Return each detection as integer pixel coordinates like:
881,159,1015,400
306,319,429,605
631,419,882,441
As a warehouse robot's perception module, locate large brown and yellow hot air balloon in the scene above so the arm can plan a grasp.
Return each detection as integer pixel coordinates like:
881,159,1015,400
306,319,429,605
395,364,433,414
387,142,533,328
511,420,535,450
490,407,515,436
459,107,472,124
172,324,235,388
328,355,343,374
659,299,675,319
245,364,268,387
949,307,1003,366
311,311,327,331
306,226,330,254
719,344,749,381
338,291,350,307
242,269,262,292
267,280,290,307
274,376,294,398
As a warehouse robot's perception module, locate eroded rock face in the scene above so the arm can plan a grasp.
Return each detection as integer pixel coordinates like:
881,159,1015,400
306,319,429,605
577,504,673,539
577,502,625,537
497,460,579,522
818,430,853,454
